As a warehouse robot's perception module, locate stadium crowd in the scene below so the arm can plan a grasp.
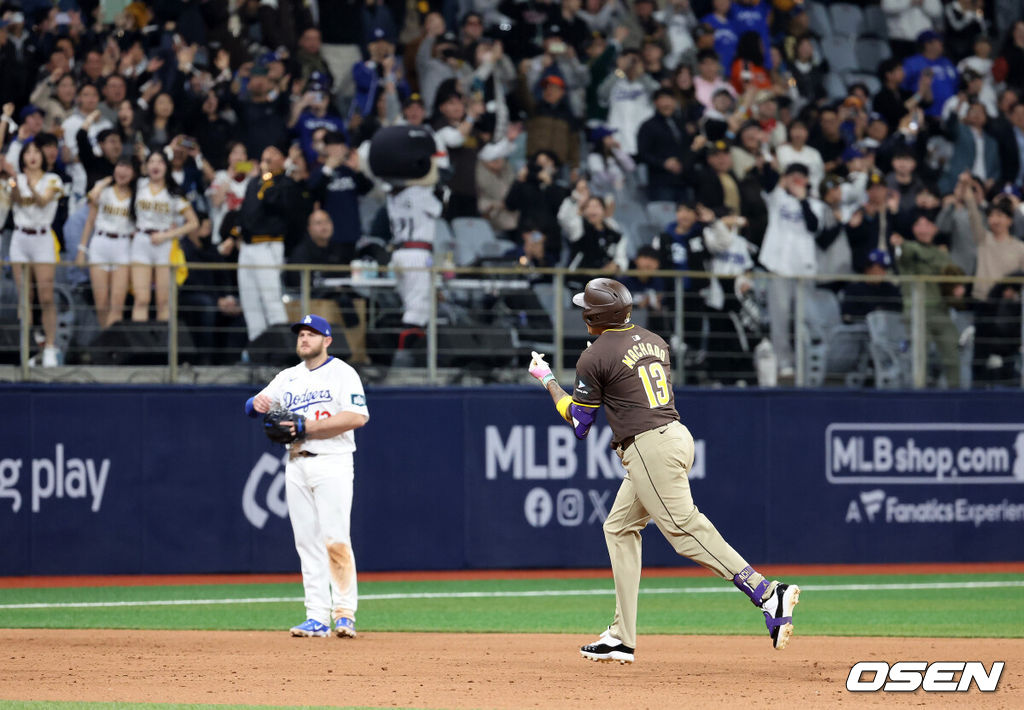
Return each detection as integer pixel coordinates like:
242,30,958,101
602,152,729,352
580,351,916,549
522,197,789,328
2,0,1024,386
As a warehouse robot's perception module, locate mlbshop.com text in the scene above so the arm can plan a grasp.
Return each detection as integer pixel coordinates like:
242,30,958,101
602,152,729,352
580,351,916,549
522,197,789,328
846,661,1004,692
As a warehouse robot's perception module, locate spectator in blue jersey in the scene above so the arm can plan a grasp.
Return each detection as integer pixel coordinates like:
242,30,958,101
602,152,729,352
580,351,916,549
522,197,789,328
702,0,739,74
651,202,707,369
307,131,374,264
902,30,958,120
289,72,350,168
352,26,409,119
730,0,772,69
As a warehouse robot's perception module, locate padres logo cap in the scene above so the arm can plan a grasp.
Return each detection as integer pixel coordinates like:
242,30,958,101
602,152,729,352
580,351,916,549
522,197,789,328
291,314,331,337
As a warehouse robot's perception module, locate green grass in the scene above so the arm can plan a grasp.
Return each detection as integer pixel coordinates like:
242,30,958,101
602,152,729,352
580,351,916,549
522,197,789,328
0,573,1022,638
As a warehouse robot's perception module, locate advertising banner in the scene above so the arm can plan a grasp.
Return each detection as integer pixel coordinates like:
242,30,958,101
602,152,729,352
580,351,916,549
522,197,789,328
0,386,1021,575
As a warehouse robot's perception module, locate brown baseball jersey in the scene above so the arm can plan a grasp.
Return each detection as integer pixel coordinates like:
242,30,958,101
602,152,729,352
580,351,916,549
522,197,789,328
571,324,679,446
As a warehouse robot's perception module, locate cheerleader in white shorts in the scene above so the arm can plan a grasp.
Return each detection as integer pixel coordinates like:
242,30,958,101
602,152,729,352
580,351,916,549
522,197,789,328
131,151,198,322
6,141,64,367
76,158,137,328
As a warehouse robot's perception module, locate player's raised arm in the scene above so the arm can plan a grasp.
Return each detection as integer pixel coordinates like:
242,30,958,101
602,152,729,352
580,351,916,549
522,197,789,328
528,350,599,439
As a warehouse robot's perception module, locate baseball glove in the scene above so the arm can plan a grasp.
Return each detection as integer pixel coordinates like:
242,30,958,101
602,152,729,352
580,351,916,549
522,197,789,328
263,407,307,445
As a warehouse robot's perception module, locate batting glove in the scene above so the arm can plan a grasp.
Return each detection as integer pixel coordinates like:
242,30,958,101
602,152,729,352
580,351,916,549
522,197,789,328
529,350,555,386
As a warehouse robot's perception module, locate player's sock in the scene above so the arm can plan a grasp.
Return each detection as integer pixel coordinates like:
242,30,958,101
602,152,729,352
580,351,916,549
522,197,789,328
732,565,772,606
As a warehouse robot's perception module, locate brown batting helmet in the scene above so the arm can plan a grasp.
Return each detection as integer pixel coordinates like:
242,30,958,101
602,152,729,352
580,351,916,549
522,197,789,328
572,278,632,329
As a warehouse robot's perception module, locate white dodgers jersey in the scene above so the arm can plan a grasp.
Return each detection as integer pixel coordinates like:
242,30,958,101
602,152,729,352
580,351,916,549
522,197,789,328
259,357,370,454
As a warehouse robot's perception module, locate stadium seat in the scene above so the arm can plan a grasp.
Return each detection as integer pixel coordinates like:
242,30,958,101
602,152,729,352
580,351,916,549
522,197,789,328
645,201,677,230
827,36,858,74
952,309,975,389
359,193,385,233
843,72,882,96
612,198,648,234
433,217,456,260
862,5,889,39
633,223,661,250
866,310,911,388
829,3,865,38
824,72,848,100
532,282,556,320
803,288,871,386
806,2,833,39
451,217,501,266
855,38,892,74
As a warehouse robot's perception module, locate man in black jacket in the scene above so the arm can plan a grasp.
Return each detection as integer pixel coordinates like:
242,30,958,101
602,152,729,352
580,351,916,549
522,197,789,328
231,64,291,159
986,91,1022,190
235,145,299,342
76,116,123,190
288,209,371,364
637,89,694,203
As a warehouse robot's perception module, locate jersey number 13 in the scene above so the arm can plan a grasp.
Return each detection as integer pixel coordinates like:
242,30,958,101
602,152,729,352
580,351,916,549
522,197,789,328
637,362,670,407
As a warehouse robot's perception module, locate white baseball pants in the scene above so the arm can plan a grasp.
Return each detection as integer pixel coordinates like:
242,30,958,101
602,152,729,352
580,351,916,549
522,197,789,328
392,247,433,327
285,452,358,626
238,240,288,341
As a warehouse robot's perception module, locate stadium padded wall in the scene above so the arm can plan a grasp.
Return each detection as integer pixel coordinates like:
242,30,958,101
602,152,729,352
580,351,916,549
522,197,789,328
0,385,1023,575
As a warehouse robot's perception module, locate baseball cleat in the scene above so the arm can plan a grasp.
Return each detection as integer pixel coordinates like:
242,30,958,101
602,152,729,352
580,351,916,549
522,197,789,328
762,583,800,650
580,628,634,664
290,619,330,637
335,617,357,638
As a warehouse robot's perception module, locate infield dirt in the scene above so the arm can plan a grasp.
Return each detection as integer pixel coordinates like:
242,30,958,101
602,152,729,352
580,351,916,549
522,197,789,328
1,630,1021,709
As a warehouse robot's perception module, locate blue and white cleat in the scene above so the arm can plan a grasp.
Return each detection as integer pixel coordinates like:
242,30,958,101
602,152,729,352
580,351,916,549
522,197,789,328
335,617,357,638
290,619,331,637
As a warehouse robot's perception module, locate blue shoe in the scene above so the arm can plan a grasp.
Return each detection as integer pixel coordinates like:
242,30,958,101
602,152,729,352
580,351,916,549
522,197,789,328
290,618,330,637
335,617,357,638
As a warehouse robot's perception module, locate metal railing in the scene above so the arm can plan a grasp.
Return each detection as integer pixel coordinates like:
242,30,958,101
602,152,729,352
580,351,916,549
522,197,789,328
2,260,1022,389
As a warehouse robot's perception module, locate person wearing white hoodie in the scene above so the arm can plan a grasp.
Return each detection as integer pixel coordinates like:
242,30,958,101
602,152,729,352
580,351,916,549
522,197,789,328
882,0,943,61
759,162,826,377
598,48,658,155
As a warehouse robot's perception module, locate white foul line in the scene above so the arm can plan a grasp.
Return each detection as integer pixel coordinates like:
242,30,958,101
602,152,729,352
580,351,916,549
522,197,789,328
0,580,1022,610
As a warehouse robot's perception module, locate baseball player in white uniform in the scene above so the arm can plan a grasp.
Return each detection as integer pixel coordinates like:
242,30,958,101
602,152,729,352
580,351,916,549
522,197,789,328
386,184,442,327
76,161,136,328
246,314,370,638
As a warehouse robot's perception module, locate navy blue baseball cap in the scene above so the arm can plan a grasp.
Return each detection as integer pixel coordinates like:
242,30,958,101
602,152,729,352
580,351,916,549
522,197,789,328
868,249,892,268
842,145,865,161
291,314,332,337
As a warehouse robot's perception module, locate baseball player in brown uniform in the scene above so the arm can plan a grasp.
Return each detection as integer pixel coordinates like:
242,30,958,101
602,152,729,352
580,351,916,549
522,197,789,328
528,277,800,664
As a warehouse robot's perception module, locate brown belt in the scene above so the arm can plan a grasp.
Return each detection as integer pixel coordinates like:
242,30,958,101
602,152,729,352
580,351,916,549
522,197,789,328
291,450,318,458
17,227,48,235
398,241,433,250
249,235,284,244
617,435,636,451
97,231,131,239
